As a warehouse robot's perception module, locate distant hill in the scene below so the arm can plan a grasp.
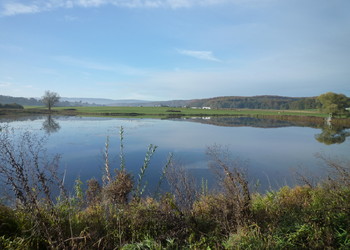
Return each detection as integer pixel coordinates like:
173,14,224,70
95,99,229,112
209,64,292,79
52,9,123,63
0,95,97,107
60,97,150,106
90,95,320,110
60,97,114,105
188,95,321,110
0,95,42,106
1,94,321,110
61,98,190,107
0,95,153,107
134,100,191,107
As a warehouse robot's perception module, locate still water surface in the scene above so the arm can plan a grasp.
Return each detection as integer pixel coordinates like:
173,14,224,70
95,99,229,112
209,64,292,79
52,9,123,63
1,115,349,193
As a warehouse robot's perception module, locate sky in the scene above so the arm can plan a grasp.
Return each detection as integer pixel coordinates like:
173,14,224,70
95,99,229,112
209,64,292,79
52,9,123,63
0,0,349,101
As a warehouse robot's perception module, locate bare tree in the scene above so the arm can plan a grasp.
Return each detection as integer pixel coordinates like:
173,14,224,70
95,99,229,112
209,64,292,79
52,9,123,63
0,125,67,247
316,153,350,187
206,144,251,230
165,160,197,212
41,90,60,112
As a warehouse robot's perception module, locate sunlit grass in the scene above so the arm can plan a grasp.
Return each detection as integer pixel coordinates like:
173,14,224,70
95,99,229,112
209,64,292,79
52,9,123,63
23,105,328,118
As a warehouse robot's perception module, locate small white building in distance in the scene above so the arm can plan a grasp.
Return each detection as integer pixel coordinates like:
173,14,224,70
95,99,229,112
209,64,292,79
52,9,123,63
190,106,211,109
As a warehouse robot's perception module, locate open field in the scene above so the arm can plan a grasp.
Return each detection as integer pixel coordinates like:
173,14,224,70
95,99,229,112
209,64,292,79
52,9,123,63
19,105,330,118
3,106,350,127
3,106,350,126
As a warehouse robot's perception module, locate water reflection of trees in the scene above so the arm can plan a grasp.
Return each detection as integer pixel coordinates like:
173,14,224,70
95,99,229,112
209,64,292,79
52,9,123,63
184,116,320,128
42,115,60,134
183,116,350,145
315,125,350,145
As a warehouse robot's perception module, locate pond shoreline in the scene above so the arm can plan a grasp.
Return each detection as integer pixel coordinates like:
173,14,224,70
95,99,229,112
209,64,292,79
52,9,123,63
2,106,350,126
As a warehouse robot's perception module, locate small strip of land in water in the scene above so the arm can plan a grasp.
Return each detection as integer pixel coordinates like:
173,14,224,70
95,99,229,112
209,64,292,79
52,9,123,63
0,105,336,117
2,106,349,126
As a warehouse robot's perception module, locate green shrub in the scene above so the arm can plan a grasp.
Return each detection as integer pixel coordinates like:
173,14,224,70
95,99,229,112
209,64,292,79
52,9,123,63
0,205,19,237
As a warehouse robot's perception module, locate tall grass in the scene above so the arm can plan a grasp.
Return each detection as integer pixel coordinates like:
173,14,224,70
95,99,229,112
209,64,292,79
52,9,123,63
134,144,157,199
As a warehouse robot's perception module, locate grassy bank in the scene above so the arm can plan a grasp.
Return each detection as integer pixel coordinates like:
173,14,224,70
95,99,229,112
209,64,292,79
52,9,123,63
1,181,349,249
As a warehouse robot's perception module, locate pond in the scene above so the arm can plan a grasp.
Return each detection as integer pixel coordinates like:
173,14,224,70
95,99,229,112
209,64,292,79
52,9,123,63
1,115,349,194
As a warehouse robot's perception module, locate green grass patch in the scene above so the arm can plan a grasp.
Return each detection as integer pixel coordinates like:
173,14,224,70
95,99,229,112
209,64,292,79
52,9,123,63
22,105,329,118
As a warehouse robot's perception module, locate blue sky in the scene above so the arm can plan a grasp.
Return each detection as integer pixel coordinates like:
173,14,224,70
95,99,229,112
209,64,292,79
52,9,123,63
1,0,349,100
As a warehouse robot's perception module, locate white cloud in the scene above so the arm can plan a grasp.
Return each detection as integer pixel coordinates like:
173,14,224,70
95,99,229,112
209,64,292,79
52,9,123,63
2,2,40,16
1,0,255,16
73,0,107,8
178,49,221,62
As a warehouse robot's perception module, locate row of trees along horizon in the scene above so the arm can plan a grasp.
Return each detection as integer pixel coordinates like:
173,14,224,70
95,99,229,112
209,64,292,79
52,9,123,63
0,91,94,108
1,91,350,117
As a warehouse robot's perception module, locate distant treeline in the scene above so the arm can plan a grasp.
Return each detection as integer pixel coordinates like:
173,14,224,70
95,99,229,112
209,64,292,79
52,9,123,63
189,95,321,110
0,95,95,107
0,95,42,106
0,103,24,109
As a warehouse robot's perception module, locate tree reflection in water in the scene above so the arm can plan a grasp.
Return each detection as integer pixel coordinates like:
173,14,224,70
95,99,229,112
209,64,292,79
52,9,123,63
42,115,61,134
315,125,350,145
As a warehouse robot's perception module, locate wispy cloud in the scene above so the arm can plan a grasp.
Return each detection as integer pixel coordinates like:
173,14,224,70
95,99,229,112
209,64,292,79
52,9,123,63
0,81,12,87
177,49,221,62
1,0,250,16
1,2,40,16
137,47,350,99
